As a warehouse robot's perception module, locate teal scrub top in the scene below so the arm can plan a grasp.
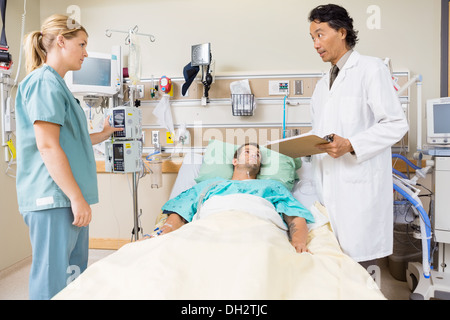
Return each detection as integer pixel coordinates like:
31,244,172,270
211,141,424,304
15,64,98,212
162,177,314,224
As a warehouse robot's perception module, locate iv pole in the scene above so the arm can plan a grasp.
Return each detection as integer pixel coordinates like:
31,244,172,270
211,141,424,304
105,25,155,241
105,25,155,45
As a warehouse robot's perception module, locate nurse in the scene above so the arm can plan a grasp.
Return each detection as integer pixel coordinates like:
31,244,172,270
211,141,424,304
15,14,121,299
307,5,409,267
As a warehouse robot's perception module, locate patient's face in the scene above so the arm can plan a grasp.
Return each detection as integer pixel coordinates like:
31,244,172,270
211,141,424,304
235,145,261,169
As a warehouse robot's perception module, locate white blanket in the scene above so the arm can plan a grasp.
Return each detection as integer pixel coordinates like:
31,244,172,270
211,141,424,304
54,202,385,300
194,194,329,232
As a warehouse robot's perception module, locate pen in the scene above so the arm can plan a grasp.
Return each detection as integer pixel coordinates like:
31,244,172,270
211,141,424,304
323,134,335,142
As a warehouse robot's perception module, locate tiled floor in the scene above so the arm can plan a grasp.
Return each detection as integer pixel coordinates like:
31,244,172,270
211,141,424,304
0,249,114,300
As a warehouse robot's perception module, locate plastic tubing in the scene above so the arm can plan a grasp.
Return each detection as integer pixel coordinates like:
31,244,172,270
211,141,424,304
392,168,408,179
393,183,431,278
145,150,160,161
392,153,421,170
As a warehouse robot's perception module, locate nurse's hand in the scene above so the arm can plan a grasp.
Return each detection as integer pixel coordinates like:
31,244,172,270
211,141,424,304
316,134,354,158
71,197,92,227
89,116,124,145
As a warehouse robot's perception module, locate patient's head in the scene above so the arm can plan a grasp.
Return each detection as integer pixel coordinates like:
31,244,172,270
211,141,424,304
232,143,261,179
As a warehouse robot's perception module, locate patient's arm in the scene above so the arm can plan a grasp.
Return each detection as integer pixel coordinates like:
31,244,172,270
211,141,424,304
158,212,187,236
283,215,309,254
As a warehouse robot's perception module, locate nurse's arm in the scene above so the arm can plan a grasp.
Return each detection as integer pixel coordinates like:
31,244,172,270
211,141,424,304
283,215,310,253
89,115,123,145
34,120,91,227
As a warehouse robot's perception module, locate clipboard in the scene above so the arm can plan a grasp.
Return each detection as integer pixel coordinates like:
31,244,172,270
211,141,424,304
265,133,332,158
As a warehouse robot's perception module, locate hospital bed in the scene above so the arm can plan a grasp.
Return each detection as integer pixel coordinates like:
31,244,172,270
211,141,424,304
53,140,385,300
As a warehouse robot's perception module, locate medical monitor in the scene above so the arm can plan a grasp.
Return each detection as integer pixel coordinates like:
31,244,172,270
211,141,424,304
65,46,122,96
427,97,450,145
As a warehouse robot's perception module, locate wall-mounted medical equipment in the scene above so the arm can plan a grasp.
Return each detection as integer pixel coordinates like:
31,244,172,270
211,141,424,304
0,0,22,166
106,106,142,139
0,69,13,163
0,47,11,71
426,97,450,145
0,0,12,71
105,140,142,173
65,46,122,97
159,76,172,94
191,43,214,105
269,80,290,96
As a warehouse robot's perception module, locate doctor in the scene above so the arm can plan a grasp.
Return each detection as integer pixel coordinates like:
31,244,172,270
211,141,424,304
307,4,409,267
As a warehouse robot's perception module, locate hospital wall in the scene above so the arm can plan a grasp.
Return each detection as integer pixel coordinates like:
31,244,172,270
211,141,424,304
0,0,443,268
0,0,40,271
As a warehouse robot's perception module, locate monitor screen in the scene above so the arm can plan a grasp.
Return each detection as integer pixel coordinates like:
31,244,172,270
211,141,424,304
73,57,111,87
433,103,450,134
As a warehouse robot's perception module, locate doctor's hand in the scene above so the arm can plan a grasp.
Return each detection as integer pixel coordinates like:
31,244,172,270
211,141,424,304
316,134,354,159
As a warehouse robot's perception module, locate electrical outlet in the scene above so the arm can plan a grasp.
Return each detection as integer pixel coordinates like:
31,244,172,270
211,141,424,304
152,130,160,145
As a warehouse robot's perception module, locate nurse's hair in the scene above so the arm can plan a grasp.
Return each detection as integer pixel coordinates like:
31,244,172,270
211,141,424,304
308,4,359,49
24,14,88,74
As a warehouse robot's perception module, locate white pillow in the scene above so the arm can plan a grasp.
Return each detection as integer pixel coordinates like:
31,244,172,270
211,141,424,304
169,152,203,199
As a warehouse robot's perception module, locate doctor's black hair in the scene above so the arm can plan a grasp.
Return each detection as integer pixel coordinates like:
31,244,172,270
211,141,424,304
308,4,359,49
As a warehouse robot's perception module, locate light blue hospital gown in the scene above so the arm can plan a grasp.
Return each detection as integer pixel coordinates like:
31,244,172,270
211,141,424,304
162,177,314,224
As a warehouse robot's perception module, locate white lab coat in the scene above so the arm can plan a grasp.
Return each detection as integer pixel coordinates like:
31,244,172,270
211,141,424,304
310,51,409,262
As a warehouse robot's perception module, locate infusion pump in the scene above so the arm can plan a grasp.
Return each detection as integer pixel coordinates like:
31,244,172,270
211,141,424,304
105,140,142,173
106,106,142,140
104,106,143,173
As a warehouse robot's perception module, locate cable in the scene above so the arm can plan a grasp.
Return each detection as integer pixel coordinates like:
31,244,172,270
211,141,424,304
13,0,27,87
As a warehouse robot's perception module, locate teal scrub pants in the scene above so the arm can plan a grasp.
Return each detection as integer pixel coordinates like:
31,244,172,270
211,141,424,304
22,207,89,300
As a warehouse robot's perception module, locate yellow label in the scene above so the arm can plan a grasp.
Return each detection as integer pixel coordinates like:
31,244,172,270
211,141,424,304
125,143,131,148
166,132,174,144
6,139,16,159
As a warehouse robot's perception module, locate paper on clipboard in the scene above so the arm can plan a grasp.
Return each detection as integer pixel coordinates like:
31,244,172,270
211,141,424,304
265,132,331,158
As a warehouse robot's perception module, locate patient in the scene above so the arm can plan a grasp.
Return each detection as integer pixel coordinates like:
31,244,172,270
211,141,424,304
151,143,314,253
